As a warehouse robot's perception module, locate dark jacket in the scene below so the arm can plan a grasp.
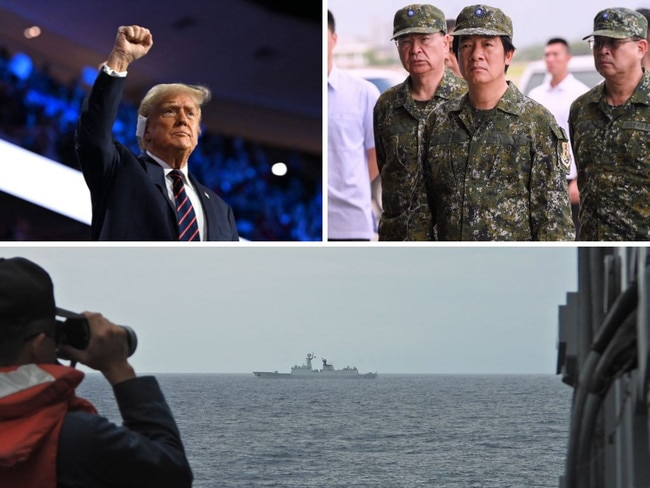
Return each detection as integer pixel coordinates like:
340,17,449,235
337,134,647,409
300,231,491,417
57,374,193,487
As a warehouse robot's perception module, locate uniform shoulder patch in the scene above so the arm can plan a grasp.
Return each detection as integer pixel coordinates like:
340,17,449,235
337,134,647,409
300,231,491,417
559,141,571,172
551,125,571,172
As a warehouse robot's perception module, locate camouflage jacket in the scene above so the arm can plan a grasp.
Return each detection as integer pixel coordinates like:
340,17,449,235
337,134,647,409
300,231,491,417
569,69,650,241
373,69,467,241
425,82,575,241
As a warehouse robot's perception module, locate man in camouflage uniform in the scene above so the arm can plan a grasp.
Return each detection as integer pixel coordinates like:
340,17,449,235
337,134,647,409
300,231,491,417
374,4,466,241
424,4,575,241
569,8,650,240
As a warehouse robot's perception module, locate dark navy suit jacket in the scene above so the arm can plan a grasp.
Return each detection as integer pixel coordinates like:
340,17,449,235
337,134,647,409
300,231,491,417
76,71,239,241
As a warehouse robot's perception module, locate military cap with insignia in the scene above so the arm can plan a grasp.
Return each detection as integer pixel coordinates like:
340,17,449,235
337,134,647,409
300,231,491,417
391,4,447,40
450,4,513,38
583,7,648,40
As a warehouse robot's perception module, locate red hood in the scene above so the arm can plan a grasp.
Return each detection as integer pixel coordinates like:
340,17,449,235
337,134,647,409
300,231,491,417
0,364,96,487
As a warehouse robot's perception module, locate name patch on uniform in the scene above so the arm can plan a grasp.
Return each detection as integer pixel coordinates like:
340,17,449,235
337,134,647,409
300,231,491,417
622,121,650,132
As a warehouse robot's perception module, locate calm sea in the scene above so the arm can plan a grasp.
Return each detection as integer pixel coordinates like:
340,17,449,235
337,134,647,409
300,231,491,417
77,374,572,488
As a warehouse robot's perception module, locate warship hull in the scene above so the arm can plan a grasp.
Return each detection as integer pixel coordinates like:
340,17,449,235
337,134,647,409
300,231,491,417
253,371,377,379
253,353,377,379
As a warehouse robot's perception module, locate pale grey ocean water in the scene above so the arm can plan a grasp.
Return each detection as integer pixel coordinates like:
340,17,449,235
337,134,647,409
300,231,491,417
77,374,571,488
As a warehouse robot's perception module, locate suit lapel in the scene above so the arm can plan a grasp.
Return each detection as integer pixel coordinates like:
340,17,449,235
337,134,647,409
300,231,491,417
139,154,175,213
189,173,220,239
138,154,226,240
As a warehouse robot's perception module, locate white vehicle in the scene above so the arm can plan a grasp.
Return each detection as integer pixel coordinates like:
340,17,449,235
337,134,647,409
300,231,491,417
518,54,603,96
347,67,406,94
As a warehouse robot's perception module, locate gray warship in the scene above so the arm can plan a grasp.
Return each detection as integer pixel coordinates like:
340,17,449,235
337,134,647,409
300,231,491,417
253,353,377,379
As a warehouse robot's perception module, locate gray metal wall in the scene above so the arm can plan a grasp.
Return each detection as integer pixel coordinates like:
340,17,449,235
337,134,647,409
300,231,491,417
557,247,650,488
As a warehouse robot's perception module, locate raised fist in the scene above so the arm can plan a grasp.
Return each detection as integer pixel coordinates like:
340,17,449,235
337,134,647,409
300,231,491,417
106,25,153,72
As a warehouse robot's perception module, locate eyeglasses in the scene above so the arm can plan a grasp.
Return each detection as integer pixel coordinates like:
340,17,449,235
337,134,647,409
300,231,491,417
394,33,440,50
587,36,639,51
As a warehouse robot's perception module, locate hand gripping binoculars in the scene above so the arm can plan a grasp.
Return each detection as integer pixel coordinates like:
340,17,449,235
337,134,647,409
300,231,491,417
56,308,137,357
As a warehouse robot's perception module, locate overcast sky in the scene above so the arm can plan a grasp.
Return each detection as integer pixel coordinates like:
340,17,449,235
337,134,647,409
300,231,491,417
327,0,650,49
1,245,577,375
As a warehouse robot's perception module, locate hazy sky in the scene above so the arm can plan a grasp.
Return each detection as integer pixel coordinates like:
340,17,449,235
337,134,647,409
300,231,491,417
1,245,577,375
327,0,650,49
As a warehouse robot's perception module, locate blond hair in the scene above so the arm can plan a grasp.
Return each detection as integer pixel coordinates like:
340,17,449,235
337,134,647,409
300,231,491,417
137,83,211,150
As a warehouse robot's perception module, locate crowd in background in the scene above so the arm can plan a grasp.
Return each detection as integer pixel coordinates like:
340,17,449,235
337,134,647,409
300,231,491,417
0,46,322,241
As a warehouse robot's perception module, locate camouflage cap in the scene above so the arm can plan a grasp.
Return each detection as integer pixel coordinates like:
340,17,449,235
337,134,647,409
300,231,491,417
391,4,447,40
451,4,513,38
583,8,648,40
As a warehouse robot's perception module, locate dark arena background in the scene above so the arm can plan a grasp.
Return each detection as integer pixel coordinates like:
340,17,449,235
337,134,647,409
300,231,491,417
0,1,322,241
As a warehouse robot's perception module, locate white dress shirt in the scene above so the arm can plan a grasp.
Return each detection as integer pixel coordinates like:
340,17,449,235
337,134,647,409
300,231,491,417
328,65,380,239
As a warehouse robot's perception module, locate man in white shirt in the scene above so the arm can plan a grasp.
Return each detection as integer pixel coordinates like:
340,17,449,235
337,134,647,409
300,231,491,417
528,38,590,235
327,10,381,240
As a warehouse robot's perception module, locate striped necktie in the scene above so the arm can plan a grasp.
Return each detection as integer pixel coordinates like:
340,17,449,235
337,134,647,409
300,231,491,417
169,170,200,241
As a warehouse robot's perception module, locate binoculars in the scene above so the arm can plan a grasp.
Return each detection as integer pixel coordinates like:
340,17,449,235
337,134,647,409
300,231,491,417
57,314,138,357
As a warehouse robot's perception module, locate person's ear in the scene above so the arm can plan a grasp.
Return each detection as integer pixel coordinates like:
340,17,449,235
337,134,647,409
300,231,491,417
27,333,52,362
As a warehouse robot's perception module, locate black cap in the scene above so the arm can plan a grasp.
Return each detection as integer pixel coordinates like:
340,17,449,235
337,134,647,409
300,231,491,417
0,257,78,329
